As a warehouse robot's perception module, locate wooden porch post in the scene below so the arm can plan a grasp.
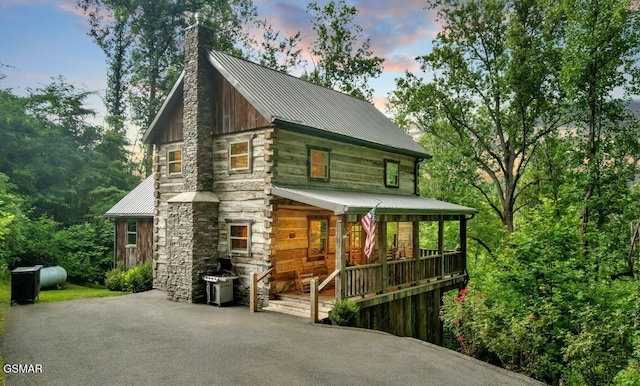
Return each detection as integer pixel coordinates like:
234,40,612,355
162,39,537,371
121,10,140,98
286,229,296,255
413,221,420,284
460,216,467,274
335,215,346,300
380,220,388,294
438,217,444,278
250,272,258,312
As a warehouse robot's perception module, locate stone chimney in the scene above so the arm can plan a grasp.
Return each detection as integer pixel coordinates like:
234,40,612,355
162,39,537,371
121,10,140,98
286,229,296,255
165,16,220,303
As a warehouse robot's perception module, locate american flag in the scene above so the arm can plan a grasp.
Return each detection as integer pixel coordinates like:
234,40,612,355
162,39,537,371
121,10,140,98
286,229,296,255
362,207,376,258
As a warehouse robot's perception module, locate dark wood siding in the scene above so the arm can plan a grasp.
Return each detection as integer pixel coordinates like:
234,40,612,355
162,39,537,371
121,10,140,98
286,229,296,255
155,98,184,144
115,218,153,270
212,69,271,135
358,288,443,344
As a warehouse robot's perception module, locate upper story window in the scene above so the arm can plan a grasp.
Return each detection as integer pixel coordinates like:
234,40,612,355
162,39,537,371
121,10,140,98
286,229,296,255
226,219,252,255
385,160,400,188
127,220,137,246
229,140,250,171
168,149,182,176
308,147,330,181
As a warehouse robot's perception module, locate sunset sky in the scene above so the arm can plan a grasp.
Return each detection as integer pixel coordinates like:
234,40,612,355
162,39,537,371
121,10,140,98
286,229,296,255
0,0,440,130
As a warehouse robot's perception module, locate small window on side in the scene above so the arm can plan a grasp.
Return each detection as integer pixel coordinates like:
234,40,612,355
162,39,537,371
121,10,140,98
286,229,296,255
168,149,182,176
385,160,400,188
226,219,252,255
127,220,137,246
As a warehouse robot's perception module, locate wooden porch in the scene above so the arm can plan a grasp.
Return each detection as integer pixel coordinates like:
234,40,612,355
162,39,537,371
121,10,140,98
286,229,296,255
250,188,476,344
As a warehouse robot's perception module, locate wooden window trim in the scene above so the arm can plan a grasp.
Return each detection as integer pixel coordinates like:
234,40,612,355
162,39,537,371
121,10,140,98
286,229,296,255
126,220,137,247
384,159,400,188
307,146,331,182
167,148,183,177
228,137,253,174
307,216,329,261
225,219,253,256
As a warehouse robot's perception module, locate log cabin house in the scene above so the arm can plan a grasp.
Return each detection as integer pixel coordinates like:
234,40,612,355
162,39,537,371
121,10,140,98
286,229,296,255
105,174,155,270
142,20,477,344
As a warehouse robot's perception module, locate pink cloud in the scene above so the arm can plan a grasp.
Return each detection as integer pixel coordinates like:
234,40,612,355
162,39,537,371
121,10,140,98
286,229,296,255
384,53,420,73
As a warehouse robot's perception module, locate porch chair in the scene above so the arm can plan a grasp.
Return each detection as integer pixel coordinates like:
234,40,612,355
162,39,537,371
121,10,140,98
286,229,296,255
296,259,329,293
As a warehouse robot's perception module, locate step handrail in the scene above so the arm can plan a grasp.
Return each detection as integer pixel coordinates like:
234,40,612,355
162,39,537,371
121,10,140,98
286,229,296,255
318,269,339,292
311,269,340,323
250,267,275,313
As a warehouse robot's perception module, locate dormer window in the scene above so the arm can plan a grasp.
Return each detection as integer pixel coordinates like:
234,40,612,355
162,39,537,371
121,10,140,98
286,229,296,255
385,160,400,188
308,147,330,181
168,149,182,176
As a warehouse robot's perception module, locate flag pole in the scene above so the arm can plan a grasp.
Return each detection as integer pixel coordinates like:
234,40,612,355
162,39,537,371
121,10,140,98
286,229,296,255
344,200,382,238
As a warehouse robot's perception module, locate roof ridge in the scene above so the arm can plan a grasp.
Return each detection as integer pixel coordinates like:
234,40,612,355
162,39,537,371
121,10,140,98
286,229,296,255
208,49,377,106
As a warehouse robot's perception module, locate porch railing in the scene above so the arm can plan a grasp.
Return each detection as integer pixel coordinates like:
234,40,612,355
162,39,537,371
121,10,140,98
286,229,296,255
345,263,383,297
344,249,465,298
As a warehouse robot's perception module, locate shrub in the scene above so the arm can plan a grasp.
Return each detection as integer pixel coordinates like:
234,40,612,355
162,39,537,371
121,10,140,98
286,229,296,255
104,262,125,291
123,260,153,293
329,299,360,326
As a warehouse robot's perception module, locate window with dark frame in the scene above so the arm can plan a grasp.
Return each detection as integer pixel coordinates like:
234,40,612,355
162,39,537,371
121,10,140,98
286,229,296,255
168,149,182,176
308,217,329,261
308,147,330,181
229,140,250,171
127,220,137,246
385,160,400,188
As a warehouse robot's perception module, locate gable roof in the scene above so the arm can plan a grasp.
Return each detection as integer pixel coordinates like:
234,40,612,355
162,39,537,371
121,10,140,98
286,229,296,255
104,174,155,218
143,50,429,158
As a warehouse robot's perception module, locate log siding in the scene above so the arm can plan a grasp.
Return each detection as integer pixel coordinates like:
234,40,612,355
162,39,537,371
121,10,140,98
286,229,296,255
272,130,416,195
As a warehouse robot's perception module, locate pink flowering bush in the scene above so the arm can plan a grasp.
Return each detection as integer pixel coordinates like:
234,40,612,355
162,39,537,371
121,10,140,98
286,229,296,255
441,284,491,358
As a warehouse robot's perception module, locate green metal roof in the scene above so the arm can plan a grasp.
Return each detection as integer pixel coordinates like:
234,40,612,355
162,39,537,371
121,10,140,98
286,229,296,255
271,186,477,216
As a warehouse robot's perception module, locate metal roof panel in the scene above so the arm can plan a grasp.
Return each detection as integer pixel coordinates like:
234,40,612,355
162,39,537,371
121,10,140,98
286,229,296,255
105,174,155,217
271,186,478,215
207,51,429,157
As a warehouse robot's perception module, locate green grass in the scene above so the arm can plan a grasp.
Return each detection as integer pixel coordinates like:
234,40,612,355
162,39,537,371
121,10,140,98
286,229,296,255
38,283,128,303
0,279,127,385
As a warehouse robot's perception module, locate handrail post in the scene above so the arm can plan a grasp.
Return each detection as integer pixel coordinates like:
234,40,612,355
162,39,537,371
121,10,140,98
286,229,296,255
250,272,258,312
381,220,388,294
310,278,319,323
438,217,444,278
413,220,420,283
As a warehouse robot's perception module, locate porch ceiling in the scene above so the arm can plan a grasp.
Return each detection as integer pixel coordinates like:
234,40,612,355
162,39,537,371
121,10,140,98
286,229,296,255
271,186,478,216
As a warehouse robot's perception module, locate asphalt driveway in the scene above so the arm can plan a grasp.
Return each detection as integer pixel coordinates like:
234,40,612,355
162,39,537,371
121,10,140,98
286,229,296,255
2,290,541,386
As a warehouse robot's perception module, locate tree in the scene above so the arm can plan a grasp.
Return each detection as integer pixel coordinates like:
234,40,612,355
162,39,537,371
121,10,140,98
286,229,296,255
559,0,640,254
251,20,304,73
304,0,384,100
77,0,133,132
391,0,564,235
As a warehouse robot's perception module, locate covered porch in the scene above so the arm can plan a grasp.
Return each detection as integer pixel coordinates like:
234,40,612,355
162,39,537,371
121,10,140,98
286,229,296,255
264,187,477,305
250,187,477,342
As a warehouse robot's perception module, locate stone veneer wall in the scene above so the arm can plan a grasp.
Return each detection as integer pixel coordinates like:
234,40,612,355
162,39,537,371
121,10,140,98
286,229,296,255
166,200,218,302
163,21,218,302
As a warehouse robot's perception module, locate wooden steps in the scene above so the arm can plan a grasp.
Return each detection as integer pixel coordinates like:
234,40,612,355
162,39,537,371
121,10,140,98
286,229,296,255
262,294,333,321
